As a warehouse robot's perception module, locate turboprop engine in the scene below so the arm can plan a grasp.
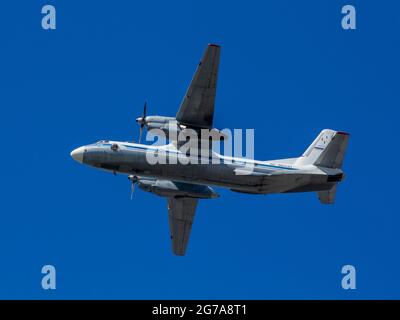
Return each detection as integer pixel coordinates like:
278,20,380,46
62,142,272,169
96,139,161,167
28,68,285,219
130,177,219,199
134,102,227,143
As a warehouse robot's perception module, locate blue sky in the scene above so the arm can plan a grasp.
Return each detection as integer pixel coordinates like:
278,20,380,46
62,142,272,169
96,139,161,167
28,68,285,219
0,0,399,299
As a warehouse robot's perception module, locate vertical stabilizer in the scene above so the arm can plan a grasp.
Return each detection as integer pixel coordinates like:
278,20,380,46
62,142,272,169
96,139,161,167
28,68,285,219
296,129,350,168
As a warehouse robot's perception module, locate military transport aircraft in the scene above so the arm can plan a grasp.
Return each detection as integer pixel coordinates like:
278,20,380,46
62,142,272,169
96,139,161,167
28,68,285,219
71,44,349,256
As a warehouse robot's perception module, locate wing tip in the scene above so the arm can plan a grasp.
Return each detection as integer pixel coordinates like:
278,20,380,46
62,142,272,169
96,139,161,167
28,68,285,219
208,43,221,48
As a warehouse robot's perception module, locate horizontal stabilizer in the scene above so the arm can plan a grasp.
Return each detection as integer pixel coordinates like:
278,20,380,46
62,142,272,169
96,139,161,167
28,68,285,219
317,185,337,204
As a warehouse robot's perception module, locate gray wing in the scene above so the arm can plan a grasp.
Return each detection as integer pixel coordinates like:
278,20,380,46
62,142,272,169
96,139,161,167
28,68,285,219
176,44,220,129
167,197,198,256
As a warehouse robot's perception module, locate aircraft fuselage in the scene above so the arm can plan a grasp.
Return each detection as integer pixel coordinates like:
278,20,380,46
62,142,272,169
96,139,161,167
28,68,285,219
71,140,342,195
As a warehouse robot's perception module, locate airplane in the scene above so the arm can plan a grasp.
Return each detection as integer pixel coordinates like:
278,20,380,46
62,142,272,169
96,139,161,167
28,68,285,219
71,44,350,256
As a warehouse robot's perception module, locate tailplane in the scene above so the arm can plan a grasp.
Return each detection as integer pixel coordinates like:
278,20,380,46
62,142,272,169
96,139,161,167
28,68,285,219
317,185,337,204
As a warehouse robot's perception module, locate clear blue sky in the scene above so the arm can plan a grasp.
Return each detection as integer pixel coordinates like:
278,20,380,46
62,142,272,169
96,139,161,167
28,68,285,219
0,0,399,299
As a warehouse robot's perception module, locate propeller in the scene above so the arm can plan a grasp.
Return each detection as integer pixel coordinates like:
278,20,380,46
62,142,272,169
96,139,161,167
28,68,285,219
136,101,147,143
128,175,138,200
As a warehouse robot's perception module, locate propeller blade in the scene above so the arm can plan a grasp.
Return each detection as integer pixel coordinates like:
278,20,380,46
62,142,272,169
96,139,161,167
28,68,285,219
138,126,143,143
134,101,148,143
142,101,147,118
130,181,135,200
138,101,147,143
128,175,138,200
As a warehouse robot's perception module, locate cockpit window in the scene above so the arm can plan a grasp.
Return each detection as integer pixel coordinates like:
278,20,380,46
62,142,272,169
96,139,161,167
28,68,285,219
96,140,109,144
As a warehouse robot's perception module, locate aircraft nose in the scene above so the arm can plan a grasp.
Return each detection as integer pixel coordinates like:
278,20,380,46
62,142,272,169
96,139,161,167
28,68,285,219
70,147,85,163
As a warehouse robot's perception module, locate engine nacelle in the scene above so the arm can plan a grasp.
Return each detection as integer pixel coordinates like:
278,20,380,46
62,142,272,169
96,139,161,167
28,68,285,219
146,121,180,139
138,179,219,199
144,118,228,142
144,115,176,124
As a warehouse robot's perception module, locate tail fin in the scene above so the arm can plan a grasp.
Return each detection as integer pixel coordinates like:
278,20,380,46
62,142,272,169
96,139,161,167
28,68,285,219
296,129,350,168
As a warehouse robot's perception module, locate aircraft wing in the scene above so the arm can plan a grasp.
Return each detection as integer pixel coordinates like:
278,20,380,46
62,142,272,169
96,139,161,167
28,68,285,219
167,197,198,256
176,44,220,129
